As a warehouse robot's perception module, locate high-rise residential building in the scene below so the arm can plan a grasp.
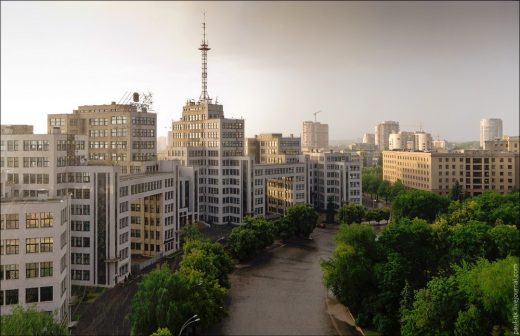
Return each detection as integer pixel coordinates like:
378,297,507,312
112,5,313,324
375,121,399,150
480,118,503,148
302,121,329,151
362,133,375,145
47,97,157,175
383,149,519,196
245,133,301,164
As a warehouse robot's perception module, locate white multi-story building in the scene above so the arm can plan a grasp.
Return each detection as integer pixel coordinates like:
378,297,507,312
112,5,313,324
302,121,329,151
375,121,399,150
307,150,362,209
1,126,196,294
0,197,71,323
480,118,503,148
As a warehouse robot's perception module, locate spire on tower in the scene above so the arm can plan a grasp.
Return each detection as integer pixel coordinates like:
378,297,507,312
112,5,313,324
199,12,211,102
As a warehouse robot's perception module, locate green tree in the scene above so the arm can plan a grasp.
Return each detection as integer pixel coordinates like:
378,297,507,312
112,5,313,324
390,179,406,201
129,264,227,336
338,203,365,224
321,224,378,325
180,224,203,243
391,190,450,223
151,327,173,336
274,216,295,241
489,224,520,259
180,240,233,288
401,275,464,336
447,221,493,265
286,204,318,238
0,305,67,336
326,196,336,224
243,217,275,249
401,256,518,336
377,180,392,203
228,227,259,261
449,180,463,201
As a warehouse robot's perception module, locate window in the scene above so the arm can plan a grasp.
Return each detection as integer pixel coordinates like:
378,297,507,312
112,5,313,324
5,239,19,254
40,286,53,302
5,289,18,305
26,238,39,253
26,213,40,228
5,214,19,229
26,263,39,278
5,264,19,280
40,262,53,277
26,288,39,303
40,238,53,252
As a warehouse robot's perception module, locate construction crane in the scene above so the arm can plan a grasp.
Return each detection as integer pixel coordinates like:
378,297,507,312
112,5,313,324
313,110,322,122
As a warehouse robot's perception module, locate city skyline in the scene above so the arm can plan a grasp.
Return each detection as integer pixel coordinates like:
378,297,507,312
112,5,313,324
1,1,518,141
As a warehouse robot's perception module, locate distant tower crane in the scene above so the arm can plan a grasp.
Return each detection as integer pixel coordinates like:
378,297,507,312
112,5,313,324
313,110,322,122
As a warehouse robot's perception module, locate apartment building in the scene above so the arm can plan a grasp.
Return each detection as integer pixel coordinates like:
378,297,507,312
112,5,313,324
302,121,329,151
47,99,157,175
375,121,399,150
383,150,520,196
307,150,362,209
480,118,503,148
484,135,520,153
0,197,70,323
245,133,301,164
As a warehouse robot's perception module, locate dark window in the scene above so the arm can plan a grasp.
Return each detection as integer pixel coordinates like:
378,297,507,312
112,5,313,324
40,286,53,302
5,289,18,305
26,287,39,303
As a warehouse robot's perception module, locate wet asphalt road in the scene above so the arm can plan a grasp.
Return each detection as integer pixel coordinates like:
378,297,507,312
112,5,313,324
209,227,338,336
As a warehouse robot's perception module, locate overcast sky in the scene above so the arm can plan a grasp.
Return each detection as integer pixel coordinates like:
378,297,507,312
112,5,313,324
1,1,518,141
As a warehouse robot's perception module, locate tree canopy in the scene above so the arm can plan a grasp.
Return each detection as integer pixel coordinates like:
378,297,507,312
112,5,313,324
0,305,67,336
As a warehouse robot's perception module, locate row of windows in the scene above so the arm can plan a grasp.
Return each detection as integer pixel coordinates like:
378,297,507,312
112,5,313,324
0,287,53,306
0,213,53,230
1,262,53,280
56,172,91,184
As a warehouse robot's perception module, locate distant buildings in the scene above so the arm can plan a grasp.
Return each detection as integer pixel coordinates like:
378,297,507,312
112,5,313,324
302,121,329,151
375,121,399,150
480,118,503,148
362,133,375,145
484,135,519,153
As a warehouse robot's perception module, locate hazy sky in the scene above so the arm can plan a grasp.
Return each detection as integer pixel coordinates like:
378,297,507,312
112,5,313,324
1,1,518,141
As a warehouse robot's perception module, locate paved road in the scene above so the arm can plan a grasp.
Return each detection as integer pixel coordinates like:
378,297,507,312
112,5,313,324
208,227,337,336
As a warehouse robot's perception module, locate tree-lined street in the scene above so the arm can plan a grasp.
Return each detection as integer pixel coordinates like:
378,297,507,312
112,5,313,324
209,227,338,336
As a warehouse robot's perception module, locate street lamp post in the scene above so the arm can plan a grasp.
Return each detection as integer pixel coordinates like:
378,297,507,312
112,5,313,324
178,315,200,336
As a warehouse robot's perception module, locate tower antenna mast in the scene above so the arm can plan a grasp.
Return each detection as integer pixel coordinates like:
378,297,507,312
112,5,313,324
199,12,211,102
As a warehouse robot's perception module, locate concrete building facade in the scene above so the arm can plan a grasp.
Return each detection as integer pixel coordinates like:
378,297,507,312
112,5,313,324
307,150,362,209
47,100,157,175
362,133,375,145
0,197,70,323
246,133,301,164
383,150,520,196
302,121,329,151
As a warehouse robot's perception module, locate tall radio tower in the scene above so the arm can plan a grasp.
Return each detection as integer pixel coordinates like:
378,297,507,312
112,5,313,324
199,12,211,102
